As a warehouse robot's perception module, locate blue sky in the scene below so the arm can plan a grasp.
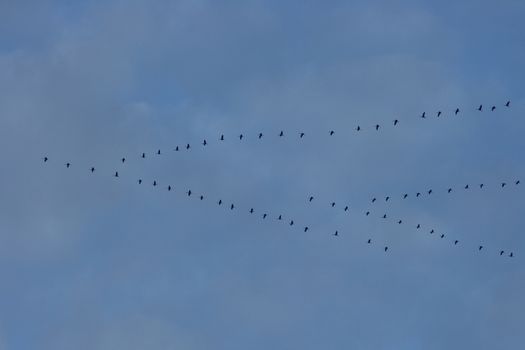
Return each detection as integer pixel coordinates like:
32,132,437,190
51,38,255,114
0,1,524,349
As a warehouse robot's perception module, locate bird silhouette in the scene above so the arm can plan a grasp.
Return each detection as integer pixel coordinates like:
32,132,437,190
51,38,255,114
138,179,142,184
300,132,305,138
448,188,452,193
153,181,157,186
455,240,459,245
491,106,496,111
366,211,370,216
367,239,371,244
330,130,335,136
175,146,179,151
157,149,161,155
263,214,267,219
382,214,387,219
142,152,146,158
509,252,514,257
372,197,377,203
200,195,204,200
440,234,445,238
480,183,484,189
168,185,171,191
333,231,338,237
385,196,390,202
290,220,294,226
121,157,125,163
428,189,433,195
43,157,48,162
479,245,483,251
309,196,314,202
91,167,95,173
478,104,483,111
398,220,402,224
430,229,434,234
331,202,336,207
437,111,442,117
455,108,460,115
278,215,282,220
516,180,520,185
421,112,426,119
344,206,349,211
384,246,388,252
403,193,408,199
304,227,309,232
416,192,421,197
220,134,224,141
218,199,222,205
279,131,284,137
114,171,119,177
186,143,191,150
66,163,70,168
230,204,235,210
258,133,263,139
356,126,361,131
394,119,399,126
375,124,380,130
187,190,192,196
249,208,254,214
202,139,206,146
417,224,421,229
505,101,510,107
239,134,243,140
500,250,505,256
464,184,469,189
501,182,506,188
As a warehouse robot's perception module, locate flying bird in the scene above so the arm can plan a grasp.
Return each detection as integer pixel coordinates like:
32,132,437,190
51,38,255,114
304,227,309,232
278,215,282,220
509,252,514,257
464,184,469,189
501,182,507,188
157,149,161,155
421,112,426,119
263,214,267,219
239,134,243,140
447,188,452,193
114,171,119,177
300,132,305,138
153,181,157,186
279,131,284,137
138,179,142,184
417,224,421,229
200,195,204,200
366,211,370,216
218,199,222,205
455,240,459,245
500,250,505,256
329,130,335,136
175,146,179,151
66,163,70,168
382,214,387,219
455,108,460,115
202,139,206,146
403,193,408,199
249,208,254,214
258,133,263,139
385,196,390,202
43,156,48,162
333,231,338,237
91,167,95,173
187,190,192,196
309,196,314,202
393,119,399,126
186,143,191,150
480,183,484,189
290,220,294,226
479,245,483,251
121,157,125,163
430,229,434,234
356,126,361,131
372,197,377,203
516,180,520,185
428,189,433,195
398,220,402,224
230,204,235,210
344,206,349,211
491,106,496,111
142,152,146,158
505,101,510,107
367,239,371,244
168,185,172,191
440,234,445,238
331,202,336,207
384,246,388,252
220,134,224,141
375,124,380,130
437,111,442,117
478,104,483,111
416,192,421,197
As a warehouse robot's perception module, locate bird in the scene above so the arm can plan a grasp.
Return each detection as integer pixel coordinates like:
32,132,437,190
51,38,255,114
398,220,402,224
430,229,434,234
437,111,442,117
500,250,505,256
382,214,387,219
300,132,305,138
263,214,267,219
478,104,483,111
230,204,235,210
480,183,484,189
509,252,514,257
372,197,377,203
428,189,433,195
505,100,510,107
43,156,48,162
329,130,335,136
384,246,388,252
290,220,294,226
168,185,172,191
304,227,309,232
220,134,224,141
175,146,179,151
479,245,483,251
309,196,314,202
516,180,520,185
278,215,282,220
114,171,119,177
394,119,399,126
417,224,421,229
142,152,146,158
356,126,361,131
157,149,161,155
138,179,142,184
279,131,284,137
91,167,95,173
366,211,370,216
200,195,204,200
239,134,243,140
421,112,426,119
440,234,445,238
187,190,192,196
186,143,191,150
344,206,349,212
447,188,452,193
455,108,460,115
249,208,254,214
455,240,459,245
491,105,496,111
403,193,408,199
66,163,71,168
121,157,125,163
202,139,207,146
367,239,371,244
501,182,506,188
258,133,263,139
465,184,469,189
153,180,157,186
375,124,380,131
416,192,421,197
333,231,338,237
385,196,390,202
331,202,336,207
218,199,222,205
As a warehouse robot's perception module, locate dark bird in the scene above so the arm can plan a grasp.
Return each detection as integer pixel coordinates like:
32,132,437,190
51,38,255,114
448,188,452,193
416,192,421,197
398,220,402,224
500,250,505,256
138,179,142,184
516,180,520,185
421,112,426,119
187,190,192,196
157,149,161,155
509,252,514,257
309,196,314,202
501,182,506,188
455,108,460,115
375,124,380,131
300,132,305,138
385,196,390,202
290,220,294,226
437,111,442,117
200,195,204,200
372,197,377,203
279,131,284,137
430,229,434,234
218,199,222,205
66,163,71,168
382,214,387,219
356,126,361,131
464,184,469,189
505,100,510,107
440,234,445,238
114,171,119,177
121,157,125,163
43,157,48,162
344,206,349,211
304,227,309,232
480,183,484,189
175,146,179,151
455,240,459,245
202,139,206,146
393,119,399,126
403,193,408,199
258,133,263,139
491,105,496,111
478,104,483,111
417,224,421,229
249,208,254,214
263,214,267,219
168,185,171,191
220,134,224,141
186,143,191,150
333,231,338,237
142,152,146,158
91,167,95,173
239,134,243,140
479,245,483,251
428,189,433,195
230,204,235,210
367,239,371,244
153,180,157,186
330,130,335,136
331,202,336,207
366,211,370,216
278,215,282,220
384,246,388,252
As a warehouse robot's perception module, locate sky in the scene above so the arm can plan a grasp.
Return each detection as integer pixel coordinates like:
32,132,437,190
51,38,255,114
0,0,524,349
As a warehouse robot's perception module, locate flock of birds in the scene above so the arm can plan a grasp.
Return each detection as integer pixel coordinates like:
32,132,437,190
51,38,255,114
42,100,518,257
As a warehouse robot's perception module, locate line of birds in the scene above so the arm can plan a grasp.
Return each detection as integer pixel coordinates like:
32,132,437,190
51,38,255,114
41,157,516,258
